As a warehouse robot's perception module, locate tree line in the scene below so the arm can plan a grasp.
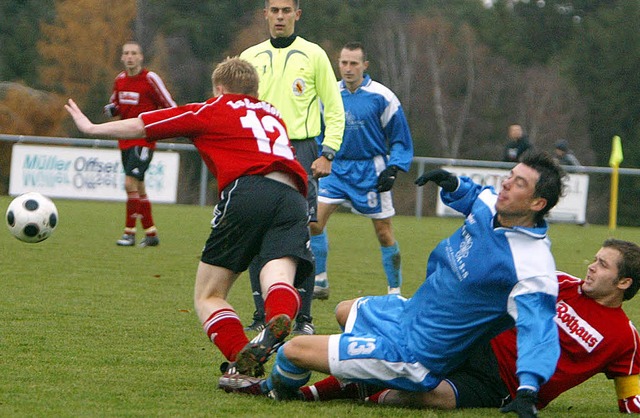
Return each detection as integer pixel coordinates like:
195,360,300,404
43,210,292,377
1,0,639,223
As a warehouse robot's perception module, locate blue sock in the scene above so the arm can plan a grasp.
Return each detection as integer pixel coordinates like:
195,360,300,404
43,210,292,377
310,230,328,277
381,242,402,288
265,346,311,391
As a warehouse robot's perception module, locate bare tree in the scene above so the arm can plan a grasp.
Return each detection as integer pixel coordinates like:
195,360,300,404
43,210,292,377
408,15,477,158
520,65,593,164
367,12,592,162
451,24,476,158
368,12,416,118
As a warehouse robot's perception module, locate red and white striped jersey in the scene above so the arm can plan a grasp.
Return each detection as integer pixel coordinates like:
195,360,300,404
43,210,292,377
109,68,176,149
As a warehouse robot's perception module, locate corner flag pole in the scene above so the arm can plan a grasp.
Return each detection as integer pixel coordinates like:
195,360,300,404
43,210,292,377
609,135,624,231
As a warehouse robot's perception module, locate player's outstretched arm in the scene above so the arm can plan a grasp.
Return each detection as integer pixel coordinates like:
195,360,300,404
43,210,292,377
415,169,458,191
65,99,145,139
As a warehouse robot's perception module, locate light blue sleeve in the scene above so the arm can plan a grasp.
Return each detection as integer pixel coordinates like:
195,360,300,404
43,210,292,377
511,291,560,390
384,106,414,172
440,176,485,216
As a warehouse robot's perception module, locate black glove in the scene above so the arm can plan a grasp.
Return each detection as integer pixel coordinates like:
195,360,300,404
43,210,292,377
103,103,117,117
500,389,538,418
414,168,458,192
377,165,399,192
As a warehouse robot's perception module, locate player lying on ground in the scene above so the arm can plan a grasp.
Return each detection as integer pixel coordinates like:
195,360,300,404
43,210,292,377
66,57,313,379
301,239,640,415
220,152,567,418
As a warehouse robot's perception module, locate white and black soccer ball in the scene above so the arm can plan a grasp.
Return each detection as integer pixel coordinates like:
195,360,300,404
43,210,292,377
6,192,59,243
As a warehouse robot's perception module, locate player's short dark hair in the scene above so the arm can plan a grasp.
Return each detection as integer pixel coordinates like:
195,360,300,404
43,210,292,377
603,238,640,301
212,57,259,97
519,150,566,224
342,41,367,61
123,41,142,53
265,0,300,8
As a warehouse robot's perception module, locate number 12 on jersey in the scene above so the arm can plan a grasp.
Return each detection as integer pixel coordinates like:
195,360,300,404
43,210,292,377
240,110,294,159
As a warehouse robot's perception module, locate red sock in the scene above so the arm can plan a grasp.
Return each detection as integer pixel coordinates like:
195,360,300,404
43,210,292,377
139,194,156,231
300,376,357,401
202,309,249,362
263,282,300,322
125,191,140,229
366,389,391,404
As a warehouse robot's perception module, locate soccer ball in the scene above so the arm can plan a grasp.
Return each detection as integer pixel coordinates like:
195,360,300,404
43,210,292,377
6,192,59,243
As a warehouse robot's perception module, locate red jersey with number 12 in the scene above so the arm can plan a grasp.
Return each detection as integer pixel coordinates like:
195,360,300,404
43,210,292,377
139,94,308,196
492,272,640,408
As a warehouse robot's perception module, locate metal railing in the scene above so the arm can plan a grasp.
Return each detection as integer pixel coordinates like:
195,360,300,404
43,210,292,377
0,134,210,206
3,134,640,218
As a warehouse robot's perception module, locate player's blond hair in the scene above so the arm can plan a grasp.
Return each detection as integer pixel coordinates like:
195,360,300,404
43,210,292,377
212,57,259,97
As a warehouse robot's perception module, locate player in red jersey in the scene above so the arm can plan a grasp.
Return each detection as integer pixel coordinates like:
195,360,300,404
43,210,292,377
66,57,314,378
105,41,176,247
301,239,640,415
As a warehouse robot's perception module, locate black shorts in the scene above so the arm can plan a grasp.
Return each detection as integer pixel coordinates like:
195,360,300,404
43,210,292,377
201,175,314,287
446,340,510,408
121,146,154,181
291,138,318,222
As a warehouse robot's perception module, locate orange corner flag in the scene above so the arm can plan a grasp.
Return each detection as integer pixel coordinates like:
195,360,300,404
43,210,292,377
609,135,624,168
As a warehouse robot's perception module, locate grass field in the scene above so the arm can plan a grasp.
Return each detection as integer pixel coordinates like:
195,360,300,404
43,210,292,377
2,196,640,417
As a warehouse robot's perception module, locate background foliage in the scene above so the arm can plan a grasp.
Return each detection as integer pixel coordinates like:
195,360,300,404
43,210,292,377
1,0,639,224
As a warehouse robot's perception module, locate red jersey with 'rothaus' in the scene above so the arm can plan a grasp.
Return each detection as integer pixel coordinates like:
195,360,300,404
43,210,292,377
492,272,640,408
139,94,308,196
109,68,176,149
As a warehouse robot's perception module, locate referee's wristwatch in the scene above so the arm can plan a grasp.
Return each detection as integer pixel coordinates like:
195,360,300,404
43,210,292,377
321,146,336,161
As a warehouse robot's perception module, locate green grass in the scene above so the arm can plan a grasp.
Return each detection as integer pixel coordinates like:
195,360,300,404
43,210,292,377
2,196,639,417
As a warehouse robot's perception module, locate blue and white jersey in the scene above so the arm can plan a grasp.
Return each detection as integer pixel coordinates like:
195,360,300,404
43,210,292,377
336,75,413,170
403,177,559,387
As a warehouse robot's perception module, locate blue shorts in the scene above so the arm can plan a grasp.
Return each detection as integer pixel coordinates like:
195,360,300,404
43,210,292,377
318,155,395,219
327,295,441,392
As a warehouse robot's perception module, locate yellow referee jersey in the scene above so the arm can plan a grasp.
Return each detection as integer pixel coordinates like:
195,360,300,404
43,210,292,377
240,36,344,152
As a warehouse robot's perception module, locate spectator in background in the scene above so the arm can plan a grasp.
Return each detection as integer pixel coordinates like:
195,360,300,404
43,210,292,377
105,41,176,247
311,42,414,300
239,0,345,335
554,140,581,166
503,124,531,163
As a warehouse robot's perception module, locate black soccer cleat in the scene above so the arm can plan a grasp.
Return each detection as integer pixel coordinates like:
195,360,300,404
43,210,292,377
234,314,291,377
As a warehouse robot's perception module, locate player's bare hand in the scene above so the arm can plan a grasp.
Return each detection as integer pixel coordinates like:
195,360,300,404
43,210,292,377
65,99,94,134
311,156,332,178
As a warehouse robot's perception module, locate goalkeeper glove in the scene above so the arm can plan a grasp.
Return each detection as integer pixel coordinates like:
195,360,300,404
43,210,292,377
500,389,538,418
377,165,399,192
103,103,117,117
414,168,458,192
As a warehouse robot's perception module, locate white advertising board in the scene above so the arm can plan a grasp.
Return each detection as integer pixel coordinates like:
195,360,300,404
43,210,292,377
9,144,180,203
435,166,589,224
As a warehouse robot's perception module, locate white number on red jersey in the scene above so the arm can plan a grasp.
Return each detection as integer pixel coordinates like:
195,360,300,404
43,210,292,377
240,110,294,159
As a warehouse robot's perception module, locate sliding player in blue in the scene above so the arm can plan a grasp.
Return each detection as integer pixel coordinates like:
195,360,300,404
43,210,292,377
221,151,566,418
